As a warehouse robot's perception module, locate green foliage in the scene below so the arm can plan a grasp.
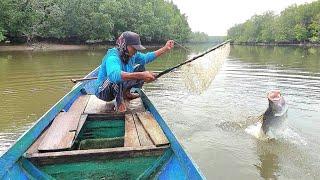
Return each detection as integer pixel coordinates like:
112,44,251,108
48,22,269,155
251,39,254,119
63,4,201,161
189,32,210,43
227,0,320,44
0,0,9,41
0,27,5,41
309,14,320,42
0,0,191,43
294,24,308,42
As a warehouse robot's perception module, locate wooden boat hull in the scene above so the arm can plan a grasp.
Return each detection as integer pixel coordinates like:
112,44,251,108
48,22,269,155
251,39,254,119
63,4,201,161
0,67,205,179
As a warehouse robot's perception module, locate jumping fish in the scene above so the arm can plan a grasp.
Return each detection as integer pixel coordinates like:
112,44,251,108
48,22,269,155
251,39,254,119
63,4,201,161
261,90,288,136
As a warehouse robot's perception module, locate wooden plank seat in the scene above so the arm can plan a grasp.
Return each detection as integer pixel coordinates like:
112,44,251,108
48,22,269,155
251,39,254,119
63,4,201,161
25,145,170,166
136,112,169,147
124,114,153,147
124,114,140,147
133,113,154,146
83,95,114,114
124,112,169,148
26,112,170,166
37,95,90,152
84,95,145,115
25,126,51,155
26,114,88,156
25,95,170,167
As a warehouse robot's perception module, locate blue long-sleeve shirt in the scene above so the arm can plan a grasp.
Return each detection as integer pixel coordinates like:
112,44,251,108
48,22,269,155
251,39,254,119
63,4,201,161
97,48,156,87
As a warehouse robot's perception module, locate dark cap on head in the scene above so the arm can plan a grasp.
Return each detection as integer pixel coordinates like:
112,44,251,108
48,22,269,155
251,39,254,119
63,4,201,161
122,31,145,50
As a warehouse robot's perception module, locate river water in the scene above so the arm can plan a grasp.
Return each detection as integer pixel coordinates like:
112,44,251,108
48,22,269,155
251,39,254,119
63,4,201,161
0,45,319,179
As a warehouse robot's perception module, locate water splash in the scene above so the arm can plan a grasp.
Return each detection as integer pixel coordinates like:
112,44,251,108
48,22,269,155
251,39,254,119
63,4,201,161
245,122,307,145
245,122,264,138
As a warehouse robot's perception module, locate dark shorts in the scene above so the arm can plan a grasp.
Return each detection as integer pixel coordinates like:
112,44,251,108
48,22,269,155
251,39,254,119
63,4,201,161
96,64,144,107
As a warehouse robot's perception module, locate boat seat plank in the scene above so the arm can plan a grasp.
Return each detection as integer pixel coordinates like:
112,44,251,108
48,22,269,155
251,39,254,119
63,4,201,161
84,95,114,114
136,112,169,147
26,145,170,166
37,113,76,151
127,97,145,112
38,95,90,152
75,114,88,138
84,95,145,115
25,127,50,155
66,95,90,131
133,114,154,146
124,114,140,147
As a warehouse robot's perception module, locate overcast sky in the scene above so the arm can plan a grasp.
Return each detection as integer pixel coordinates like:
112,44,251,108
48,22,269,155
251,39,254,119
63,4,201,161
171,0,316,36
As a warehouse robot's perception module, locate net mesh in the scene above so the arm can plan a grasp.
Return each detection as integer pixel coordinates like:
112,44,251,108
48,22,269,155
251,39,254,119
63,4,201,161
180,43,230,93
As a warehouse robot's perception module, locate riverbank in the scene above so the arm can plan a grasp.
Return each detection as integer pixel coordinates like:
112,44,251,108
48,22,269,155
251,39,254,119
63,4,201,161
231,42,320,47
0,42,169,52
0,43,109,52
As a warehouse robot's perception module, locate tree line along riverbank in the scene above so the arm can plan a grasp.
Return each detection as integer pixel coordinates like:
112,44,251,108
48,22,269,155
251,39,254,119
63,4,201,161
0,0,226,45
227,0,320,45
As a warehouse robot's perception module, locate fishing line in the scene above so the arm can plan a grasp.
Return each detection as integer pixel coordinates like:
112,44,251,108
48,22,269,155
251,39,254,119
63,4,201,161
173,40,192,52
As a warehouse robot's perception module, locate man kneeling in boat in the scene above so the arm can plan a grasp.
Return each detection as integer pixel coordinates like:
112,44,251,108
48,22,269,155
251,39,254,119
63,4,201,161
96,31,174,112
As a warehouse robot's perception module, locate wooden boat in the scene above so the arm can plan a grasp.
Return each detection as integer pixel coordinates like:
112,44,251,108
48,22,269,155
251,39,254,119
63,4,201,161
0,66,205,179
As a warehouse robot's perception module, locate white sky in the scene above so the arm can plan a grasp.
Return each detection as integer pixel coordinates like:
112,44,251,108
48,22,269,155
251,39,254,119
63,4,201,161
171,0,316,36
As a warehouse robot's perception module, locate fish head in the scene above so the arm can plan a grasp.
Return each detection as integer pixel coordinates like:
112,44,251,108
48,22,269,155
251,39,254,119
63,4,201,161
267,90,287,117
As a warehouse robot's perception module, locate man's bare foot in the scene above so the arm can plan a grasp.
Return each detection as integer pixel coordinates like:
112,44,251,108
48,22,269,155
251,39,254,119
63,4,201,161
124,90,140,100
117,102,127,113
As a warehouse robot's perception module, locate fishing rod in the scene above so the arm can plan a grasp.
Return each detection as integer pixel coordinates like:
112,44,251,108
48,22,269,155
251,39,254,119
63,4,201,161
71,40,230,83
71,77,97,83
71,70,163,83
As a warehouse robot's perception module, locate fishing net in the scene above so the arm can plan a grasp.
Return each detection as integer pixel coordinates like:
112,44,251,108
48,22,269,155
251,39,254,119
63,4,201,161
180,42,230,93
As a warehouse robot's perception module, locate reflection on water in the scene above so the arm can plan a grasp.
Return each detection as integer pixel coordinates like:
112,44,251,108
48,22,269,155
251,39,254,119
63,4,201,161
1,44,320,179
256,143,280,179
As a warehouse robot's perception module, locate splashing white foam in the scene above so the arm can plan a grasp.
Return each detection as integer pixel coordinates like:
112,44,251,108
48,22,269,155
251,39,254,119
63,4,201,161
277,128,307,145
245,122,307,145
245,122,268,140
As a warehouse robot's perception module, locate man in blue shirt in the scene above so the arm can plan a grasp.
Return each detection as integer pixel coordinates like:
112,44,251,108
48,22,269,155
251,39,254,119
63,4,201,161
96,31,174,112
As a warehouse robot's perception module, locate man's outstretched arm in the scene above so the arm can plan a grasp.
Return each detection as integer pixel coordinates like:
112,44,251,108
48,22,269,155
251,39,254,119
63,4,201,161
155,40,175,57
135,40,175,65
